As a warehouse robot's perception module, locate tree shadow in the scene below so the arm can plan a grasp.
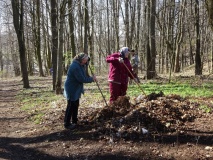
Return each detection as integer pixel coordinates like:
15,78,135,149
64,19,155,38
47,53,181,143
0,129,174,160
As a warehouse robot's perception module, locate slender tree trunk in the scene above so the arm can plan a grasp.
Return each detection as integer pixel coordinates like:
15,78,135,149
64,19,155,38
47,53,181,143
50,0,58,90
78,1,83,51
124,0,129,46
174,0,186,73
42,0,51,73
135,0,141,51
146,0,151,79
205,0,213,31
150,0,156,78
129,1,136,48
107,0,111,55
195,0,202,75
68,0,76,59
89,0,94,66
113,0,119,51
36,0,44,76
84,0,88,54
25,12,33,76
56,0,67,94
84,0,89,76
146,0,156,79
11,0,30,88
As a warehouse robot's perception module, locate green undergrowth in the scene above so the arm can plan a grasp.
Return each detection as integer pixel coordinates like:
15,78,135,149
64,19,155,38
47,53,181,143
127,82,213,98
16,79,213,124
16,86,62,124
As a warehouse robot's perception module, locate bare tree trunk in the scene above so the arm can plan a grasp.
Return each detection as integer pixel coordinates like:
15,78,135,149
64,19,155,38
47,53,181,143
11,0,30,88
195,0,202,75
167,0,175,80
36,0,44,76
42,0,51,74
146,0,151,79
174,0,186,73
113,0,120,51
150,0,156,78
89,0,94,66
6,14,21,76
68,0,76,58
124,0,129,46
25,12,33,76
129,1,136,48
84,0,88,54
107,0,111,55
56,0,67,94
46,0,51,74
187,26,194,65
78,1,83,51
135,0,141,51
205,0,213,31
50,0,58,90
84,0,89,76
146,0,156,79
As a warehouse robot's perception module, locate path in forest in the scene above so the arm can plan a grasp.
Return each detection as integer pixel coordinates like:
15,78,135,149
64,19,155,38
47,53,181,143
0,79,53,160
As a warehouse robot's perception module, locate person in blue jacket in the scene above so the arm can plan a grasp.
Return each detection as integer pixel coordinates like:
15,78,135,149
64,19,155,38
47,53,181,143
64,53,96,130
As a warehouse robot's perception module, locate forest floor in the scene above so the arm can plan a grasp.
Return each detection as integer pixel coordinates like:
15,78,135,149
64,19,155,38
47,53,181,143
0,75,213,160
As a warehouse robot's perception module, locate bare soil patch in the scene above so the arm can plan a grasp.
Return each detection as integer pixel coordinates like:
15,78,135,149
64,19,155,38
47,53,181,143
0,77,213,160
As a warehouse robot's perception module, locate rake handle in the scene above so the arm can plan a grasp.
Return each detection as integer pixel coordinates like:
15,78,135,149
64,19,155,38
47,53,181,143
88,65,109,107
122,62,147,96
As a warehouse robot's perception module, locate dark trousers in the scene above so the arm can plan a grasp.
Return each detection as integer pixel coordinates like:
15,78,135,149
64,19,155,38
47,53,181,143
64,99,79,126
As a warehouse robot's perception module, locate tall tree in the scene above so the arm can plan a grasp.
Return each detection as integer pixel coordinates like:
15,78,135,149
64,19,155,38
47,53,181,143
55,0,67,94
11,0,30,88
174,0,186,73
205,0,213,31
195,0,202,75
135,0,141,51
129,1,136,48
113,0,120,51
124,0,130,46
88,0,94,65
77,1,83,51
40,0,51,73
106,0,111,55
68,0,76,58
50,0,58,90
84,0,89,54
36,0,44,76
146,0,156,79
25,7,33,76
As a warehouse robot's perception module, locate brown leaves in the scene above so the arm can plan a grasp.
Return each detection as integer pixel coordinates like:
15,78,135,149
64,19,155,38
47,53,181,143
84,92,205,141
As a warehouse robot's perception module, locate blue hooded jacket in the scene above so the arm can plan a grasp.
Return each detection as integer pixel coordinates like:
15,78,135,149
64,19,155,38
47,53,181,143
64,60,93,101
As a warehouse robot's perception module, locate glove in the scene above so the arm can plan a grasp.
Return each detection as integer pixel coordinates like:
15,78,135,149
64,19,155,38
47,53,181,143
118,57,124,63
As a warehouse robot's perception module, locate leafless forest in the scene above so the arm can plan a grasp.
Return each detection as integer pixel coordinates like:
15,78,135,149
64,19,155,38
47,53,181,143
0,0,213,89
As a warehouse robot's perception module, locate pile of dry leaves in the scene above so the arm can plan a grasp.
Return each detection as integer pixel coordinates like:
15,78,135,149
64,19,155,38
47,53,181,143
80,92,206,141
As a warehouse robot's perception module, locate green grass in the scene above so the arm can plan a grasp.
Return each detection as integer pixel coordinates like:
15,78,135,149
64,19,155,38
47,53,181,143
199,105,212,113
127,82,213,98
16,87,61,124
16,79,213,123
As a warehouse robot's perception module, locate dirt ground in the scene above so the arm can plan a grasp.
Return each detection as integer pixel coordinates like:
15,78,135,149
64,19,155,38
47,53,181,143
0,77,213,160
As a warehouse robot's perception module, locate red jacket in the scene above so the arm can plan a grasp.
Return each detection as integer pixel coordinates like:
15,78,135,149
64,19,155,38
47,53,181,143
106,52,135,85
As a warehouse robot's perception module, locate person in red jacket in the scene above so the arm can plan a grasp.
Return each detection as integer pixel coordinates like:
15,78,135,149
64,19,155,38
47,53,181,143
106,47,137,103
